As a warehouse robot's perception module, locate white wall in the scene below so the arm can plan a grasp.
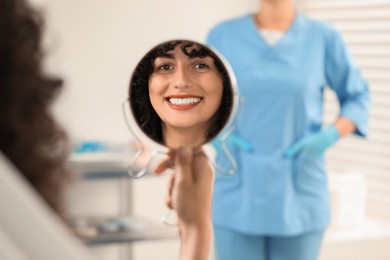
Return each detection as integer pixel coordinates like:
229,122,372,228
36,0,258,144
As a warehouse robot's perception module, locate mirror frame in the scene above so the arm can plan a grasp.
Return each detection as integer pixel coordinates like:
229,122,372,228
124,39,241,178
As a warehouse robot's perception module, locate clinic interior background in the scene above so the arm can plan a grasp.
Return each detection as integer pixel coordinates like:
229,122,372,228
31,0,390,259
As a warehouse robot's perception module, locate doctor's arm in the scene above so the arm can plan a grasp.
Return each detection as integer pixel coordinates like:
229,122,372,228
284,117,357,158
155,147,214,260
285,28,370,159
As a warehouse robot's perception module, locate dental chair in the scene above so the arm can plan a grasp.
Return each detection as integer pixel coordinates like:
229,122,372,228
0,152,94,260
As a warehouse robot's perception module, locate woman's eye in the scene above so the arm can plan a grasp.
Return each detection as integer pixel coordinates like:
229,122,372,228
194,63,209,70
157,64,173,71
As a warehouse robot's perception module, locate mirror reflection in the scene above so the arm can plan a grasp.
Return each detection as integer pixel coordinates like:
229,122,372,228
129,40,234,148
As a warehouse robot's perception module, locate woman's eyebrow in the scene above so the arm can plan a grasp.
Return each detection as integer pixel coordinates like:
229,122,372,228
156,53,174,59
188,55,211,60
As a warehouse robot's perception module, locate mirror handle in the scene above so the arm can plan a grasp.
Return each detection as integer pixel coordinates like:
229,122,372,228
211,95,244,176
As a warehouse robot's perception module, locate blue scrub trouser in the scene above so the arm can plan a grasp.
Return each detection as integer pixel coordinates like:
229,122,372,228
214,226,325,260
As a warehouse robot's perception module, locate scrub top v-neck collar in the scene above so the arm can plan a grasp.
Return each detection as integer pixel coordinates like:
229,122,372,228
249,13,301,50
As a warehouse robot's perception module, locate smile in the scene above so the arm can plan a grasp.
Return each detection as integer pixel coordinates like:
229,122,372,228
165,95,203,111
167,97,202,105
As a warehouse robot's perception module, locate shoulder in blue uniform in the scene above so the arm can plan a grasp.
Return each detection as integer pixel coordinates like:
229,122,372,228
207,14,252,42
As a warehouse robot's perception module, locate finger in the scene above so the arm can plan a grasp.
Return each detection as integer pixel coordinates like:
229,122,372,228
165,194,173,209
175,147,194,185
166,149,176,157
153,158,174,174
167,172,175,193
165,172,175,209
193,146,206,157
165,195,173,210
154,149,177,174
165,191,172,209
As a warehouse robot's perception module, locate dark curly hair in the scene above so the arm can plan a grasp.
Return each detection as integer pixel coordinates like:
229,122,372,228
0,0,70,216
129,40,233,145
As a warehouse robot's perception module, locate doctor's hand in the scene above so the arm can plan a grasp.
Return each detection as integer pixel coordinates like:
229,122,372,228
211,132,253,153
284,125,340,158
154,147,214,260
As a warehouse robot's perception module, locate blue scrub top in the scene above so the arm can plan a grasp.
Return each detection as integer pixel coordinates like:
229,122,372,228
207,14,370,236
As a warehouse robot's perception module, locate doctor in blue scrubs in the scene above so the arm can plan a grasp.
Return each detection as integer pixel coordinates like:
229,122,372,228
207,0,371,259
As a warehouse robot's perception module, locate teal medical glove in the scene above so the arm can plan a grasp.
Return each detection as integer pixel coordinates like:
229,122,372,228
284,125,340,158
212,132,253,154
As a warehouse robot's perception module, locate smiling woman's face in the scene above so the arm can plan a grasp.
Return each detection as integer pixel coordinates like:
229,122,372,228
148,43,223,142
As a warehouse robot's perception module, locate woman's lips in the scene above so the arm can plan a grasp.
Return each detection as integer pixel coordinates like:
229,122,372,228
165,95,203,110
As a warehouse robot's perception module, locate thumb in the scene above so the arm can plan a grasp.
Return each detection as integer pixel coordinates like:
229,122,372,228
175,147,194,185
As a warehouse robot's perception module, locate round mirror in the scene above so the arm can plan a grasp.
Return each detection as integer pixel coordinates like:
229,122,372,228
129,39,238,148
124,39,240,177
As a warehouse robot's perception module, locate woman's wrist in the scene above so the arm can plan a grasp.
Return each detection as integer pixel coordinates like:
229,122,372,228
179,217,212,242
178,219,212,260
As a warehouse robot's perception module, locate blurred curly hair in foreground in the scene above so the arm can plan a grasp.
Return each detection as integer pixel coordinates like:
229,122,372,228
0,0,70,216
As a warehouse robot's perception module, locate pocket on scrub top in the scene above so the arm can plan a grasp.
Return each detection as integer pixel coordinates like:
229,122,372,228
293,153,326,195
240,152,287,197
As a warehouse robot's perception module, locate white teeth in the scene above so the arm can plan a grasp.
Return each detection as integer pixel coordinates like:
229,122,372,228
168,97,201,105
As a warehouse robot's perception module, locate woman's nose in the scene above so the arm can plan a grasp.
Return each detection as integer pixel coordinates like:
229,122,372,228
173,66,192,89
